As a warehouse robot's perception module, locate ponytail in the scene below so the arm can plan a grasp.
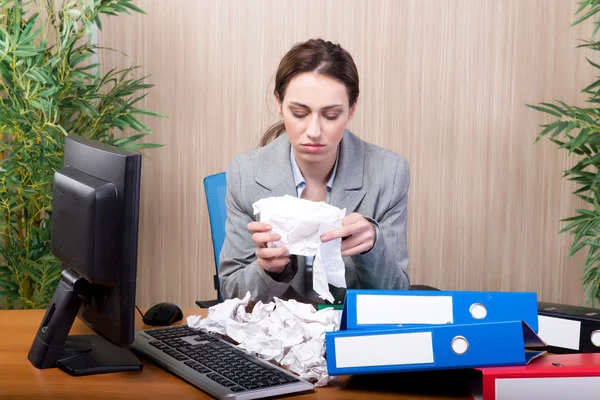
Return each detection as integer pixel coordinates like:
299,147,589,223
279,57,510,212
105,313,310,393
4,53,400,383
259,120,286,147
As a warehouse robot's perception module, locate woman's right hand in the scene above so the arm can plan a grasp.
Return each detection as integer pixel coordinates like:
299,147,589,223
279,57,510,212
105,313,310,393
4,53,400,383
247,221,290,274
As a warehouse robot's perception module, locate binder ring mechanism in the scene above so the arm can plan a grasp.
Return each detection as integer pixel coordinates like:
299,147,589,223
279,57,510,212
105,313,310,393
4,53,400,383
451,336,469,355
469,303,487,320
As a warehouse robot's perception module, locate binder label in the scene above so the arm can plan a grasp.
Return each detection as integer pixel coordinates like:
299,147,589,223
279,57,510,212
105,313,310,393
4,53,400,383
334,331,434,368
496,377,600,400
356,294,453,325
538,316,581,350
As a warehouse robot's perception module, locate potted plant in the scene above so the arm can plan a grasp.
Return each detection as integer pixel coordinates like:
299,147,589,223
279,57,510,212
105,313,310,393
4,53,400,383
0,0,164,309
529,0,600,305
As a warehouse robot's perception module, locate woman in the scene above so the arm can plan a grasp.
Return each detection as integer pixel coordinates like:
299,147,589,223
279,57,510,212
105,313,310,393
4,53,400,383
219,39,410,305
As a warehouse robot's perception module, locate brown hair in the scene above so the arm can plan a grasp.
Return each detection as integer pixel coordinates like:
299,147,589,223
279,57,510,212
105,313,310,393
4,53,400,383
259,39,359,147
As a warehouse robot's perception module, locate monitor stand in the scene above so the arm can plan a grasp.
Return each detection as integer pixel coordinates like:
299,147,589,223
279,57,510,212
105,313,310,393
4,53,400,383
27,268,142,376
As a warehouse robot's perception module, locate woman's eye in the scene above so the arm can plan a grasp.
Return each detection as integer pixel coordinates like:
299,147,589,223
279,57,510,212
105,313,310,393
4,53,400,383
324,114,339,121
292,112,307,119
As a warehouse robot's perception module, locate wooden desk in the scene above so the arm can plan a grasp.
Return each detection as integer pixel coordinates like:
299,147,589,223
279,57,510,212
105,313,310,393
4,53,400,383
0,308,469,400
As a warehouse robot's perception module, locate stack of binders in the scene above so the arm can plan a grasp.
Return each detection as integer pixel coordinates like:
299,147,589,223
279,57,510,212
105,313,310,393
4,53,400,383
537,301,600,354
325,289,547,376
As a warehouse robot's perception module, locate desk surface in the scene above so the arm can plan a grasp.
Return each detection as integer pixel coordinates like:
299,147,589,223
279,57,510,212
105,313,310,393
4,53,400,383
0,308,469,400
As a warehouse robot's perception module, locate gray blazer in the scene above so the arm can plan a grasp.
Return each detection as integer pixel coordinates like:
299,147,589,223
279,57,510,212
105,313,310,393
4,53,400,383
219,130,411,305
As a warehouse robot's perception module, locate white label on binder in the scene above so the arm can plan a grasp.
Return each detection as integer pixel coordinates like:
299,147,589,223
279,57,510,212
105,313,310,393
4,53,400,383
496,377,600,400
334,332,434,368
538,316,581,350
356,295,453,325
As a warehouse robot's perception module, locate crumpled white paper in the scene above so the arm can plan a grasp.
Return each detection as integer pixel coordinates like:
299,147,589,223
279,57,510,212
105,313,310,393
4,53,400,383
186,314,202,329
252,195,346,303
195,292,342,387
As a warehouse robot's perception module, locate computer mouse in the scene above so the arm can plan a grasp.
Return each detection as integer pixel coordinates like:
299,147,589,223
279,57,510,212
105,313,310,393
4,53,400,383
142,302,184,326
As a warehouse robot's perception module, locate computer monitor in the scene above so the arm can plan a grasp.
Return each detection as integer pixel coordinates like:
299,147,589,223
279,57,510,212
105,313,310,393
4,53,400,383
27,135,143,376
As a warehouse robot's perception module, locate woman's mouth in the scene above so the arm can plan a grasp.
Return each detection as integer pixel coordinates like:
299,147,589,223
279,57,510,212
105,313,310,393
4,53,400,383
302,144,324,153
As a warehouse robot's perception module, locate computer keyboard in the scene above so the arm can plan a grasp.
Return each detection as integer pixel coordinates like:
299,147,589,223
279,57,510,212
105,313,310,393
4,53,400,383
131,325,314,399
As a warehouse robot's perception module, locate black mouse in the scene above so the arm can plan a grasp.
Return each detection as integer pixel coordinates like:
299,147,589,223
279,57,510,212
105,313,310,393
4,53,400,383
143,302,183,326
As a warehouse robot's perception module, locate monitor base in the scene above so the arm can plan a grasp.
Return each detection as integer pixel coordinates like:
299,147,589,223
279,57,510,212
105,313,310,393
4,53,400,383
57,335,142,376
27,268,142,376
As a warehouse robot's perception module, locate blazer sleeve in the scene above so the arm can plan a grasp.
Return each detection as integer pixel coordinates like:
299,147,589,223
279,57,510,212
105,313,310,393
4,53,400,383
351,157,411,290
218,157,297,303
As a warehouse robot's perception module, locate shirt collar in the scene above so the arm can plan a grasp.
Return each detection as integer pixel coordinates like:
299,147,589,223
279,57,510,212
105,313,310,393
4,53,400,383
290,146,339,190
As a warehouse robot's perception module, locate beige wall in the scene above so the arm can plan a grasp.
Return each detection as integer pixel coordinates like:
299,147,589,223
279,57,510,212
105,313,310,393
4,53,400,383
99,0,596,308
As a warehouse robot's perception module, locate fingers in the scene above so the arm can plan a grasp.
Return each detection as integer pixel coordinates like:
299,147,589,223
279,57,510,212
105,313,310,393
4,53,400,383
257,253,290,274
341,233,374,256
248,221,280,247
321,213,376,256
252,232,281,247
340,234,362,253
258,257,290,273
320,213,368,242
320,226,354,242
248,221,272,233
256,246,289,260
247,221,290,273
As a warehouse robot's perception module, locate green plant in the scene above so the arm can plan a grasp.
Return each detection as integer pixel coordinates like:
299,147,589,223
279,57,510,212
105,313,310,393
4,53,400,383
0,0,164,309
529,0,600,305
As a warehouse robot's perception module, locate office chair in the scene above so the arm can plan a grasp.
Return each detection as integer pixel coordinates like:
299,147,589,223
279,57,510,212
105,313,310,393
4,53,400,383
196,172,227,308
196,172,438,308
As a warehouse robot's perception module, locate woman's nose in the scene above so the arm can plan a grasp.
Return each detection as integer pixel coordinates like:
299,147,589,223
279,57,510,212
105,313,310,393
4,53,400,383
306,115,321,138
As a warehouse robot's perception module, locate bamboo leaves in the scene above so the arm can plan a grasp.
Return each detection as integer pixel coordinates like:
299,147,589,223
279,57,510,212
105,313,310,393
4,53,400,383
0,0,164,309
530,0,600,305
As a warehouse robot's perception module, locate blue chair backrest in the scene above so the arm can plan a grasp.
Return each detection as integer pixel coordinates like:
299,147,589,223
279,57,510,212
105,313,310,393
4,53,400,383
203,172,227,300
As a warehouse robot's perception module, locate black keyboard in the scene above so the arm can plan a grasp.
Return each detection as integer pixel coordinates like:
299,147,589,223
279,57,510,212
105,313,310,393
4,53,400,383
131,325,314,399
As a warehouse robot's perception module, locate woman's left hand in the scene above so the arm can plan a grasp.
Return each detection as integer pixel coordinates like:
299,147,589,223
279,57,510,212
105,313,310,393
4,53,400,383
320,212,376,256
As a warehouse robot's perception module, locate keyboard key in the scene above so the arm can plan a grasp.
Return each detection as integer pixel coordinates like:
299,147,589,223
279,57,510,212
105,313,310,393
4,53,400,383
193,366,210,374
184,360,199,367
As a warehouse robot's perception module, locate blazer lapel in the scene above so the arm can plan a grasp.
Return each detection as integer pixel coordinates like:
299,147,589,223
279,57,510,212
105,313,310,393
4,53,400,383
254,130,366,214
329,130,366,214
255,134,297,198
